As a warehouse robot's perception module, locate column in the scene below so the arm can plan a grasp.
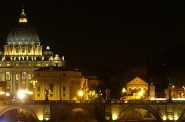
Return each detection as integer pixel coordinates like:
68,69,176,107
12,73,16,92
18,73,21,90
10,73,13,92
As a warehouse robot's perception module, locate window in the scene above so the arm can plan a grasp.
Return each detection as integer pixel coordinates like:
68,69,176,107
16,48,18,53
28,74,31,80
63,86,66,91
37,93,40,97
0,64,1,67
16,74,19,80
50,83,53,92
6,72,10,80
37,86,40,92
50,94,53,97
45,64,48,66
22,48,25,53
28,48,31,53
63,93,65,97
6,63,10,67
22,72,26,80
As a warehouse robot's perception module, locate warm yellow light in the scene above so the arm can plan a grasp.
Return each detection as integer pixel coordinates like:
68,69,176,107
5,92,10,97
139,91,143,97
122,88,127,93
112,113,118,120
17,90,33,100
163,115,167,121
174,114,178,121
38,114,43,121
17,90,25,100
0,91,5,95
78,90,83,97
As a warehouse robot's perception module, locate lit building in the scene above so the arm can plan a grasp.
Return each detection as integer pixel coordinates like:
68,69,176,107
125,76,148,100
0,8,65,94
32,66,88,101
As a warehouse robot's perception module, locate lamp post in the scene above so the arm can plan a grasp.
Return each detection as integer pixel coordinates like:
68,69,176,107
78,90,83,103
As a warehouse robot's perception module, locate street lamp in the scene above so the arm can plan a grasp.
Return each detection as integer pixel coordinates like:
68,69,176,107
78,90,83,103
139,90,144,100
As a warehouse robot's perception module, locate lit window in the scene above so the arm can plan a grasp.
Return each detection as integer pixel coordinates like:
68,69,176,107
6,72,10,80
22,72,26,80
16,74,19,80
28,74,31,80
0,64,1,67
37,63,41,66
45,64,48,66
6,63,10,67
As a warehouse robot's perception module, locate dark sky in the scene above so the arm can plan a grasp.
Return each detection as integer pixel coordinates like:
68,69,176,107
0,1,184,69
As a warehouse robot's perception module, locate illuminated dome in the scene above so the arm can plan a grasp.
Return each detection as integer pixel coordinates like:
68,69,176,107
7,8,40,45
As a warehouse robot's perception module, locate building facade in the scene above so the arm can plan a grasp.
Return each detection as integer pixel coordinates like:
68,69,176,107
125,76,148,100
0,9,65,94
32,67,87,101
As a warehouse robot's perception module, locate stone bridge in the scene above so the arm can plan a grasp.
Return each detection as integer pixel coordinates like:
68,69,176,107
0,100,185,121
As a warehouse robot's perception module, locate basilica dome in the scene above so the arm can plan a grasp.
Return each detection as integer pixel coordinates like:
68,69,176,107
7,9,40,45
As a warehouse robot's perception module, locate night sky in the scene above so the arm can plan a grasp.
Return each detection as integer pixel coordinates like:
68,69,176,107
0,1,184,69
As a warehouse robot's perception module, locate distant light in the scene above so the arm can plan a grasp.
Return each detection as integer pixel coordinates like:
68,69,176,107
78,90,83,97
17,90,33,100
5,92,10,97
163,115,167,120
46,46,50,50
0,91,5,95
112,113,118,120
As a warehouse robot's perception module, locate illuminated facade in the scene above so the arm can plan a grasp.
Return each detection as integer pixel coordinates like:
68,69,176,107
126,76,148,99
0,9,65,94
32,67,87,101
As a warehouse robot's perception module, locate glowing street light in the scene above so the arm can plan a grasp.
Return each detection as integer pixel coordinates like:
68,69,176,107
78,90,84,102
78,90,83,97
17,90,33,100
139,90,144,99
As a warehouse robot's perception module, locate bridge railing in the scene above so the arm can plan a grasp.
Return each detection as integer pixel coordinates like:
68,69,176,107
2,98,185,105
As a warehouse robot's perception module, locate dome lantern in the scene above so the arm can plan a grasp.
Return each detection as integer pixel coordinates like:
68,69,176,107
19,7,27,23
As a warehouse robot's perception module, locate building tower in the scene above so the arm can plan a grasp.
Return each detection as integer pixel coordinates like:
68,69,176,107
0,8,65,94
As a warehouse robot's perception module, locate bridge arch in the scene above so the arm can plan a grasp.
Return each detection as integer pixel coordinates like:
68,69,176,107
176,106,185,121
117,105,163,122
0,106,39,121
53,105,103,122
